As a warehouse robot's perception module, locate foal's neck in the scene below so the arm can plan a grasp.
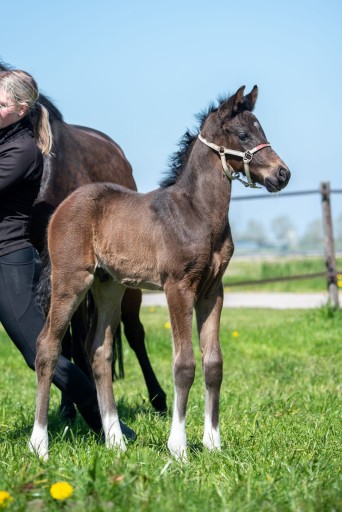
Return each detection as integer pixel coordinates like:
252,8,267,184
177,139,232,231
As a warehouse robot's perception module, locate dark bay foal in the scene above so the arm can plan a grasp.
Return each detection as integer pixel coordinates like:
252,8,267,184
30,86,290,460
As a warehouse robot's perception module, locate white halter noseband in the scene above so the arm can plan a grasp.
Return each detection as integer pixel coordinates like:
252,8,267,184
198,132,271,188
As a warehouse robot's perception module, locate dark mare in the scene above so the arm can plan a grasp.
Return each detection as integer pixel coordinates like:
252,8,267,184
0,61,166,413
29,85,290,460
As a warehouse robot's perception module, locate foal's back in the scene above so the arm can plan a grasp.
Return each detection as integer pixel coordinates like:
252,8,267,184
48,182,225,292
49,183,163,290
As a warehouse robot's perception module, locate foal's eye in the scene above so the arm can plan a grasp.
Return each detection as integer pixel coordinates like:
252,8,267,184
238,132,249,142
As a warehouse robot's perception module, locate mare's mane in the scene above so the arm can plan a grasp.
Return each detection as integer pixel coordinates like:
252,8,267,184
160,97,228,189
0,60,63,122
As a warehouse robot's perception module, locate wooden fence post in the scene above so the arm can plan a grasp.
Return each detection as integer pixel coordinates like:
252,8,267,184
320,182,339,308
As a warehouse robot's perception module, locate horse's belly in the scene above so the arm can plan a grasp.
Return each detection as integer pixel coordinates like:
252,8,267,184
97,257,162,291
121,277,162,290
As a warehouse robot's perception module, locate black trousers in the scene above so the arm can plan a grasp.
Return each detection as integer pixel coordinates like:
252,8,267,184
0,246,101,428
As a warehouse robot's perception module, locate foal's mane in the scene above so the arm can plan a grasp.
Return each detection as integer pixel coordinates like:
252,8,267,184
0,60,63,122
160,97,227,188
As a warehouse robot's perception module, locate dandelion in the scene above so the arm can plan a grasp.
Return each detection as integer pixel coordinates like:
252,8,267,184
149,306,156,312
0,491,14,508
164,321,171,329
49,482,74,501
232,330,239,338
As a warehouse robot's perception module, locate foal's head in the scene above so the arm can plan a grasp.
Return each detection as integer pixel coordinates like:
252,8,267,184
201,86,290,192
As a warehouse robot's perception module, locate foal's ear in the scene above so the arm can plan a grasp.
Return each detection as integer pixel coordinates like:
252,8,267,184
231,85,258,114
241,85,258,112
219,85,258,121
218,85,245,120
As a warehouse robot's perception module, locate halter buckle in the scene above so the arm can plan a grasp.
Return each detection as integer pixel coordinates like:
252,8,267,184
219,146,225,155
243,150,253,163
231,170,240,180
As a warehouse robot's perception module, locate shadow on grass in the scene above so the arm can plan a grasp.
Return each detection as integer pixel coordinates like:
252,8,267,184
116,396,170,422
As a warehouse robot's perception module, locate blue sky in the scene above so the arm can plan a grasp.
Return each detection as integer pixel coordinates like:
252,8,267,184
1,0,341,237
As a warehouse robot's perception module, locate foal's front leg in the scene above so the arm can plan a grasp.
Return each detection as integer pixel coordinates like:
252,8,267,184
87,280,126,451
195,284,224,451
165,284,195,460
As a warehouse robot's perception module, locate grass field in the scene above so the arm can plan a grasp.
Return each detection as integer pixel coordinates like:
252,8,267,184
223,255,342,292
0,306,341,511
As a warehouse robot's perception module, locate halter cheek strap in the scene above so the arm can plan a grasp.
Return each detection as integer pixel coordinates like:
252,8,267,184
198,132,271,188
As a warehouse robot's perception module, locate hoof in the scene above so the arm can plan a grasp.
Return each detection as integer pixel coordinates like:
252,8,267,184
105,434,127,452
203,431,221,451
167,443,188,462
29,436,48,461
150,392,167,414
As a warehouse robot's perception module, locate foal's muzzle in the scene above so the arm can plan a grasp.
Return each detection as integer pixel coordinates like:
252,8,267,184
264,167,291,192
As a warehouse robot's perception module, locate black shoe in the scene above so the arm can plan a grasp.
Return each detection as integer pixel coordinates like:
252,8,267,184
119,420,137,442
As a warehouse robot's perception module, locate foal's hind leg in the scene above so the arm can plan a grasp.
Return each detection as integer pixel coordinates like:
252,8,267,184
195,284,223,451
86,278,126,451
29,271,93,459
165,283,195,460
121,288,167,412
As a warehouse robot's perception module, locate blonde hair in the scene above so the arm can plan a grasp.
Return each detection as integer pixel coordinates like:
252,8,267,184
0,69,53,155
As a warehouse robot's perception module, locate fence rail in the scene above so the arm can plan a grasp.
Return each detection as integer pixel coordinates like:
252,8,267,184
231,188,342,201
228,182,340,307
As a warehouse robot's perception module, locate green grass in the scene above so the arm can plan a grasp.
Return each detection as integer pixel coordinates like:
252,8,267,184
223,255,342,292
0,306,341,511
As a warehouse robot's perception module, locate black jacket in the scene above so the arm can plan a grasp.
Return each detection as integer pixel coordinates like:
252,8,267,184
0,117,43,255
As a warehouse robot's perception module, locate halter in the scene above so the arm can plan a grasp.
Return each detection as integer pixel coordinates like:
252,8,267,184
198,132,271,188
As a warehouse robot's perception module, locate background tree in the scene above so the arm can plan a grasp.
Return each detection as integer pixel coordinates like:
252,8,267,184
299,219,324,250
271,215,298,250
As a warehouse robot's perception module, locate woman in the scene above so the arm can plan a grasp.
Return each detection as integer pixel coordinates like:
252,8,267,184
0,69,134,439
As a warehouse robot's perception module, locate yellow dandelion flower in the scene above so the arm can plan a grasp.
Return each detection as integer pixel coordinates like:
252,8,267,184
50,482,74,501
337,280,342,289
164,321,171,329
232,330,239,337
0,491,14,508
149,306,156,312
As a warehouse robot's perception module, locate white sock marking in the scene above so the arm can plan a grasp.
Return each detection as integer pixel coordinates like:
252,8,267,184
103,413,126,451
203,412,221,450
29,422,49,460
167,389,187,460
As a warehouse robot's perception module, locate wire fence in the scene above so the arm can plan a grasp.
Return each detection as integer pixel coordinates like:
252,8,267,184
228,183,341,306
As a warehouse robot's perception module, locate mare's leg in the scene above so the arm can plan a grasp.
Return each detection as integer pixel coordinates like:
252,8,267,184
195,283,223,450
164,283,195,460
121,288,167,412
29,270,93,459
86,278,126,451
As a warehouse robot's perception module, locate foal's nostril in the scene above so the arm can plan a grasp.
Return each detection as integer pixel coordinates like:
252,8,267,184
277,167,290,183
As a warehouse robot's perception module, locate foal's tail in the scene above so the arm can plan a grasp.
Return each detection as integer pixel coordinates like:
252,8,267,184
35,245,52,316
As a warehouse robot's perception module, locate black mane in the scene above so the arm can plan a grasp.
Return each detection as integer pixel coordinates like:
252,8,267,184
0,60,63,122
159,99,226,188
